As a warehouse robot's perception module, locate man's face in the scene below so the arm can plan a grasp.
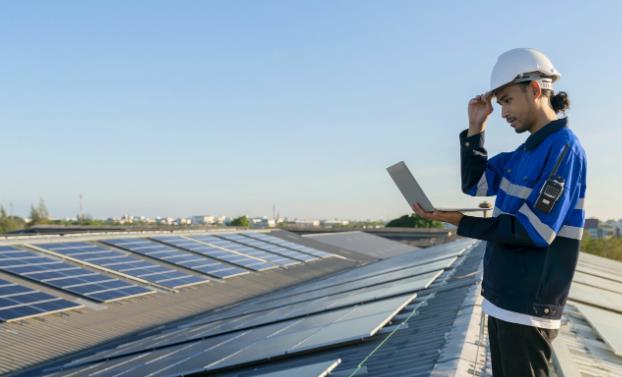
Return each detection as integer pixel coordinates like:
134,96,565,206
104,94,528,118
494,84,534,134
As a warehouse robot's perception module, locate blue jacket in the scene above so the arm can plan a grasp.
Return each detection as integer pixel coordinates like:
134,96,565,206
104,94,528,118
457,117,587,319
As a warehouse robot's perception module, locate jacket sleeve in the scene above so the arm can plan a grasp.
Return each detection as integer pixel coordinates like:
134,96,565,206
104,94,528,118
460,129,512,197
457,142,585,248
457,213,541,247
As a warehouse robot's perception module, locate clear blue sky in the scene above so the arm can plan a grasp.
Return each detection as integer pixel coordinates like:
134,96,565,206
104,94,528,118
1,1,620,221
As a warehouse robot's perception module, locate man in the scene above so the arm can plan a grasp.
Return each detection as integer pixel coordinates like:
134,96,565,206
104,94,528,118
412,48,587,377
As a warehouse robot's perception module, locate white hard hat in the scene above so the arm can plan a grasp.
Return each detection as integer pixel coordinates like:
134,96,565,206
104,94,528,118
489,48,561,94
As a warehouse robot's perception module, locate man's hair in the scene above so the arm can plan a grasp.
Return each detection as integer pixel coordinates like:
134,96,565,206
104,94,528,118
519,81,570,114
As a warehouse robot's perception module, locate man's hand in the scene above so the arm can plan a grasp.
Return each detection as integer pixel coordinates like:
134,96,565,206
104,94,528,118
468,92,494,136
411,202,465,226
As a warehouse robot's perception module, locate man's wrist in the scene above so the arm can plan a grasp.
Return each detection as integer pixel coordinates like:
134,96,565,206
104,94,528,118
467,125,485,137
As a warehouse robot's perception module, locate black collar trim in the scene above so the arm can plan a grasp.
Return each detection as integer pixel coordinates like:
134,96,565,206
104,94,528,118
524,117,568,151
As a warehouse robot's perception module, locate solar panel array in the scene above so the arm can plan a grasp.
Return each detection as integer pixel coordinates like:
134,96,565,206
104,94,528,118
190,234,300,267
0,278,82,322
217,233,319,262
246,257,455,310
152,236,277,271
0,231,344,329
244,232,335,258
45,239,468,375
49,294,416,376
0,246,153,302
37,242,208,289
101,238,249,279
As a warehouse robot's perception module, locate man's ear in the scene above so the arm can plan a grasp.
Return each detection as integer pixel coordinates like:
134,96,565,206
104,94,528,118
530,81,542,99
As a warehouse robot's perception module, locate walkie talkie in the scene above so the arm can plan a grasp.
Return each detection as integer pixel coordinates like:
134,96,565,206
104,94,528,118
535,144,570,214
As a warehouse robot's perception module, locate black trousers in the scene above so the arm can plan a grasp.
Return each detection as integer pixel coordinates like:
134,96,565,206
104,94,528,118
487,315,559,377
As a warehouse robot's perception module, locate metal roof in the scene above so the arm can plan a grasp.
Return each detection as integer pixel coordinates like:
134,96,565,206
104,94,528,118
17,237,484,377
0,230,368,375
3,227,622,377
553,251,622,377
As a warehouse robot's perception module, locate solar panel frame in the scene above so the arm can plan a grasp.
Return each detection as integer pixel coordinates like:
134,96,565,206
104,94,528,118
101,238,249,279
152,236,277,272
0,278,83,322
217,233,319,263
190,235,300,267
36,242,208,289
0,246,154,303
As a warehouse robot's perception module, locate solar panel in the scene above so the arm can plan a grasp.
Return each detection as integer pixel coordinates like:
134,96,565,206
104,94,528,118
218,233,319,263
243,244,462,306
315,238,470,286
191,235,300,267
0,246,153,303
244,232,335,259
0,278,82,322
220,270,442,325
101,238,249,279
37,242,208,289
574,302,622,357
248,257,455,308
50,294,415,375
152,236,277,271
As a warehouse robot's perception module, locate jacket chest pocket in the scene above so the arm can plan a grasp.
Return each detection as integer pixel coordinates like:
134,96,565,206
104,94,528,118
516,160,544,190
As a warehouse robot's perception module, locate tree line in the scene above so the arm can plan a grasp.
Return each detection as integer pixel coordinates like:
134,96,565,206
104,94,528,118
0,199,52,233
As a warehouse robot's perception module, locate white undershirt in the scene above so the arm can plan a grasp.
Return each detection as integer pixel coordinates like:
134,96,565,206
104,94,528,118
482,298,561,329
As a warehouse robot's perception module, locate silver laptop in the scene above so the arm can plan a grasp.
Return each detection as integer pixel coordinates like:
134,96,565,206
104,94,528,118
386,161,490,212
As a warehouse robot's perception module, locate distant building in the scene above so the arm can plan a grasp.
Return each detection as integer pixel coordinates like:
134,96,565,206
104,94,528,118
156,217,175,225
191,215,216,225
175,218,192,225
293,219,320,227
584,218,621,239
321,219,350,226
215,216,230,225
250,217,276,228
584,218,599,229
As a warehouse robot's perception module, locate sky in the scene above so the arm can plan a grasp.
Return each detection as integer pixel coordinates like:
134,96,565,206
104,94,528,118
1,1,621,221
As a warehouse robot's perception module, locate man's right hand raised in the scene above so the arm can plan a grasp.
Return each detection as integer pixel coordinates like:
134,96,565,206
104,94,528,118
468,92,493,137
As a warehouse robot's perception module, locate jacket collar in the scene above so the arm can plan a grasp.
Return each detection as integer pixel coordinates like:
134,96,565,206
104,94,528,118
524,117,568,151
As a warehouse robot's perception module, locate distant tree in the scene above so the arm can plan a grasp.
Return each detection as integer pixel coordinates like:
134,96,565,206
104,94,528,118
29,204,41,225
29,199,50,226
37,199,49,220
229,215,250,228
0,206,26,234
385,214,443,228
581,232,622,262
